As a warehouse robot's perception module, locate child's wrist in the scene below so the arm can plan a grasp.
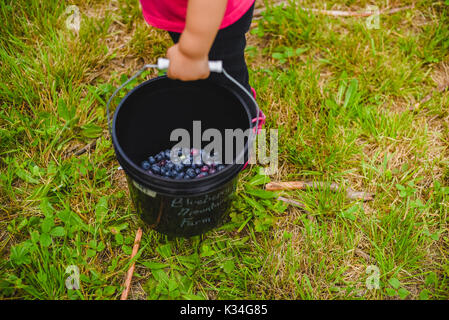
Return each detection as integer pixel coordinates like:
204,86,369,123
178,31,209,61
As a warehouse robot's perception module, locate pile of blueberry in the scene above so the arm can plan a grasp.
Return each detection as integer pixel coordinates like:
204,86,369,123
140,148,227,180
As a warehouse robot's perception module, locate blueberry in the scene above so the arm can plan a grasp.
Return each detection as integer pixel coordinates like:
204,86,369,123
186,168,196,178
151,165,161,174
175,172,185,179
141,160,151,170
147,149,224,179
166,162,175,170
197,172,208,178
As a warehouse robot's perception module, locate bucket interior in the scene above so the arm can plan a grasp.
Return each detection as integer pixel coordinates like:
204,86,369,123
114,77,253,170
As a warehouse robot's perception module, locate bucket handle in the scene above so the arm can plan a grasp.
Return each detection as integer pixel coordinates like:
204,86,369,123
106,58,260,147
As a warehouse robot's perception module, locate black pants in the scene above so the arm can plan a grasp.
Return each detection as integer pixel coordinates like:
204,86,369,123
168,2,255,93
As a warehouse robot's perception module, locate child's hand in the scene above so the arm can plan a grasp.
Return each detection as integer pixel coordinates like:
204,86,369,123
165,0,227,81
166,43,210,81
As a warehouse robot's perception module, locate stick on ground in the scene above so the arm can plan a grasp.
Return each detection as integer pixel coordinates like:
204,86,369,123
277,196,315,221
266,181,374,201
253,2,414,18
251,2,414,28
74,140,97,156
410,83,449,111
120,227,143,300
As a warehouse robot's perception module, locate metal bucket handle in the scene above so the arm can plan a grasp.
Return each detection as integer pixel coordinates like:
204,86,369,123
106,58,261,152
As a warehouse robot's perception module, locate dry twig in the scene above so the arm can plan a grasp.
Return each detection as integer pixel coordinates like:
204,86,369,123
251,2,414,28
277,196,314,220
410,83,449,111
120,227,143,300
64,140,97,157
277,196,307,210
266,181,374,201
354,248,373,263
74,140,97,156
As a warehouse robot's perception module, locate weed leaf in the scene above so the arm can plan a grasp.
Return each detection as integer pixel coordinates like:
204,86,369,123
95,196,108,223
81,123,102,138
16,169,39,184
50,226,65,237
248,172,271,186
389,277,401,289
10,242,32,265
39,233,52,247
398,288,410,299
245,186,277,199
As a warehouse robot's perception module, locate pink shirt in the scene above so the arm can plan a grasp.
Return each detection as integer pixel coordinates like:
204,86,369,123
139,0,255,33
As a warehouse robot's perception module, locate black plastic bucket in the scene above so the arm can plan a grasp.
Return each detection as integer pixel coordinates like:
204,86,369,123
111,75,258,237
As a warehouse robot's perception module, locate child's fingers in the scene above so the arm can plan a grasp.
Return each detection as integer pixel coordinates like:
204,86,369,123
166,65,176,79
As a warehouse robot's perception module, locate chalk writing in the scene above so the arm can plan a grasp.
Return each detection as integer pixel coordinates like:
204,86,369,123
180,216,212,228
170,184,235,229
176,197,228,217
170,188,231,208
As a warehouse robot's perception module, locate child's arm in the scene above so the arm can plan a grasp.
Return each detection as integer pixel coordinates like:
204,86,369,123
167,0,227,81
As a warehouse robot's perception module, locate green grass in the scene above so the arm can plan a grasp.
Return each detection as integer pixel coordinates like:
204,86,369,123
1,0,448,300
